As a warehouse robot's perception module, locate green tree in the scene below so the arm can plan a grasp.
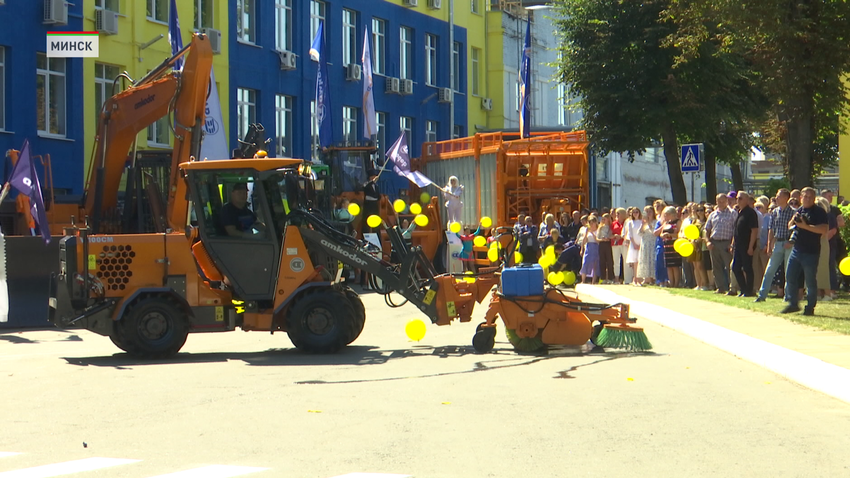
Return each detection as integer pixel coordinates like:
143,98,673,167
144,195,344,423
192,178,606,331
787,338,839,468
553,0,769,205
664,0,850,187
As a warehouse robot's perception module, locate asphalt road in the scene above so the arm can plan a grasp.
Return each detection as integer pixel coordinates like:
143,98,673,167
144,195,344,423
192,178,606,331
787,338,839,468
1,288,849,478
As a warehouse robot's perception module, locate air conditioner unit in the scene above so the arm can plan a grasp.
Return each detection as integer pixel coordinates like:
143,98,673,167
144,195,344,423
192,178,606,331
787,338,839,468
428,0,442,8
278,50,296,70
95,9,119,35
481,98,493,111
44,0,68,25
346,64,362,81
385,77,400,94
402,79,414,95
403,0,419,6
201,28,222,54
438,87,452,103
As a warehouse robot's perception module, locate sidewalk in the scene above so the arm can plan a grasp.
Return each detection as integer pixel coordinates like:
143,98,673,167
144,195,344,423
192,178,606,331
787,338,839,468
576,284,850,404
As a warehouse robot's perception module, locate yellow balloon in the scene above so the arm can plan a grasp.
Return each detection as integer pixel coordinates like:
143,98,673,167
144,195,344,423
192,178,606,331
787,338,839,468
414,214,429,227
347,203,361,216
420,192,431,204
473,236,486,247
405,319,427,341
367,215,382,228
548,271,564,285
673,238,688,254
514,251,524,263
464,271,476,283
487,247,499,263
563,271,577,285
538,255,552,269
840,257,850,276
677,241,694,257
393,199,407,213
545,245,555,257
480,216,493,228
684,224,700,240
450,222,462,233
410,203,422,215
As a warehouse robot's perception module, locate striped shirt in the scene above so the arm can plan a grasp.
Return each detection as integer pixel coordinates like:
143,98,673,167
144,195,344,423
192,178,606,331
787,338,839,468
769,205,796,241
704,207,737,241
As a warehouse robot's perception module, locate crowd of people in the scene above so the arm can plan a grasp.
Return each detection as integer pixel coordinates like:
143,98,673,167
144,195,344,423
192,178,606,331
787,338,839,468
514,188,848,316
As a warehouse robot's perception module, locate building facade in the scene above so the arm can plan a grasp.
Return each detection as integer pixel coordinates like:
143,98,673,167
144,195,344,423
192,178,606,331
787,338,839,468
0,0,86,196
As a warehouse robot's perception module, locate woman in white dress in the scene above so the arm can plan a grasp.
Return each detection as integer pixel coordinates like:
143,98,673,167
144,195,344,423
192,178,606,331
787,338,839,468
636,205,657,286
441,176,464,227
625,207,643,285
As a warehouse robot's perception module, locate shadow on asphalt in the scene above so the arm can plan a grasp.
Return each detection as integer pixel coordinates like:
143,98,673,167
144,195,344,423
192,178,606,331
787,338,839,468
1,332,82,344
62,343,661,382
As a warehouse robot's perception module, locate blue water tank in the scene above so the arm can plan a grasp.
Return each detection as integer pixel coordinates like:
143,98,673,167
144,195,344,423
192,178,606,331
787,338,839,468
501,264,544,297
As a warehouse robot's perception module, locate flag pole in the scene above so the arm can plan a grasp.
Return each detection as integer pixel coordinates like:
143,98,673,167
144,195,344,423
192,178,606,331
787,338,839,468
0,183,10,204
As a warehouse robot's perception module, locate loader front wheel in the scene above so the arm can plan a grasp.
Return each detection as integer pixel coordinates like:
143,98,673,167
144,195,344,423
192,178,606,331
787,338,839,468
287,290,356,353
118,296,189,359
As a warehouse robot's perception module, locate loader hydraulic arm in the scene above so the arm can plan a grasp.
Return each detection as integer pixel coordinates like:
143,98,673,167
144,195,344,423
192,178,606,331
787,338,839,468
84,33,213,233
289,209,489,326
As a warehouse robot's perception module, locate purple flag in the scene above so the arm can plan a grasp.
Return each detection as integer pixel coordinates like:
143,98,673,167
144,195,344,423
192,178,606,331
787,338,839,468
387,131,432,188
9,140,50,243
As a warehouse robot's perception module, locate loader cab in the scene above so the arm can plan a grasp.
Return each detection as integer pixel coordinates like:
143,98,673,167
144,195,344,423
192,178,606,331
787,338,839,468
184,159,304,301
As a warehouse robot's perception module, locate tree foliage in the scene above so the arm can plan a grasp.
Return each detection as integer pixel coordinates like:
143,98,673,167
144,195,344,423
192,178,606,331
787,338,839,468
664,0,850,187
552,0,769,205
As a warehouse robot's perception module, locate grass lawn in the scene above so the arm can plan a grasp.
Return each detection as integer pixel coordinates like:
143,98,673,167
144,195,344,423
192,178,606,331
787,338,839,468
654,286,850,335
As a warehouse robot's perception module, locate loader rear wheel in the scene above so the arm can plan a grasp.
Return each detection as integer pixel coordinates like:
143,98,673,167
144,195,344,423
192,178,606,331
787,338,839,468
286,290,356,353
341,287,366,343
109,325,139,355
118,296,189,359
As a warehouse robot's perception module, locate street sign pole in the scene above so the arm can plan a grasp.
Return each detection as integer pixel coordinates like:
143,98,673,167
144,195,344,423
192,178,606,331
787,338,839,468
681,143,703,203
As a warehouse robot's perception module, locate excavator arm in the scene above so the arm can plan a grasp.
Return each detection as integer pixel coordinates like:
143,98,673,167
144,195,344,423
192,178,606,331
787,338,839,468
85,33,213,233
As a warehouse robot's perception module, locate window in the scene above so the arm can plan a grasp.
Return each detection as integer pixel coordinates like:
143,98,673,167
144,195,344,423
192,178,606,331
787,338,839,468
453,125,463,139
194,0,213,30
452,42,461,91
471,47,480,96
372,18,386,75
237,0,255,43
0,47,4,131
310,1,325,43
400,26,412,80
275,95,293,157
274,0,292,52
471,0,481,14
426,120,438,143
237,88,257,142
425,34,437,86
342,9,357,66
515,81,520,112
36,54,66,136
146,0,167,22
400,116,413,145
343,106,358,143
94,63,120,126
376,112,387,157
147,116,170,147
96,0,119,12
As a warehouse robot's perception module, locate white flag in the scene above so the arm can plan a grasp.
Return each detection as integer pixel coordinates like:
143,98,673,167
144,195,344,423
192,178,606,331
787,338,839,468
200,70,229,160
361,29,376,139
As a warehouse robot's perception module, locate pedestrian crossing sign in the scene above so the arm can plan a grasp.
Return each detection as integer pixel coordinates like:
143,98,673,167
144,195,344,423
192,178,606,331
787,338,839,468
681,144,701,172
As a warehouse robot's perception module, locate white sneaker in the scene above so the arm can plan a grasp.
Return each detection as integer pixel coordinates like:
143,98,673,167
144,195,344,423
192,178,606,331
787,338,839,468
822,295,833,302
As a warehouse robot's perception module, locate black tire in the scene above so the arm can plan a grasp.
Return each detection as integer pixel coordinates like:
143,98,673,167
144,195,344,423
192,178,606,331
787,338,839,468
340,287,366,344
472,328,496,353
118,296,189,358
109,324,139,355
286,289,357,353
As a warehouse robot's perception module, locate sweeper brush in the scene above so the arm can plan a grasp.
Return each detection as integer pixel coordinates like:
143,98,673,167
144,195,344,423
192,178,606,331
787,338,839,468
595,324,652,352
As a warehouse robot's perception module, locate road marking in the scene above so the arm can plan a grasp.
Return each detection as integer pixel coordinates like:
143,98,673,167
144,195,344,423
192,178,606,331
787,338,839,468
147,465,269,478
0,454,21,459
0,457,139,478
329,474,412,478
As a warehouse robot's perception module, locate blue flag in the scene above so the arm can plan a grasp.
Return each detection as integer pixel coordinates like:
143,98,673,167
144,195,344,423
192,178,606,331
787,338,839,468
9,140,50,243
519,19,531,138
168,0,184,71
310,22,334,149
387,132,432,188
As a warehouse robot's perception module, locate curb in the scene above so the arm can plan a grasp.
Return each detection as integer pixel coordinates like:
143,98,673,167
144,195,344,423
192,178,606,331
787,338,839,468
576,284,850,405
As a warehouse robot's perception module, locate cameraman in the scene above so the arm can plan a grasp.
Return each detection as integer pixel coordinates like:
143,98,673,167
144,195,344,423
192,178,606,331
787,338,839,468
781,187,829,316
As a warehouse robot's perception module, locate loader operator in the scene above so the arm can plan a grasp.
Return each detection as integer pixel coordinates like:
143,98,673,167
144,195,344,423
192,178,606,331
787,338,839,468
220,182,265,238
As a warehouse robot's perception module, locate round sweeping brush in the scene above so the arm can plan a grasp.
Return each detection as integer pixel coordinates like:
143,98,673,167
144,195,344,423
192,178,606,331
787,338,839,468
505,328,545,353
595,324,652,352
